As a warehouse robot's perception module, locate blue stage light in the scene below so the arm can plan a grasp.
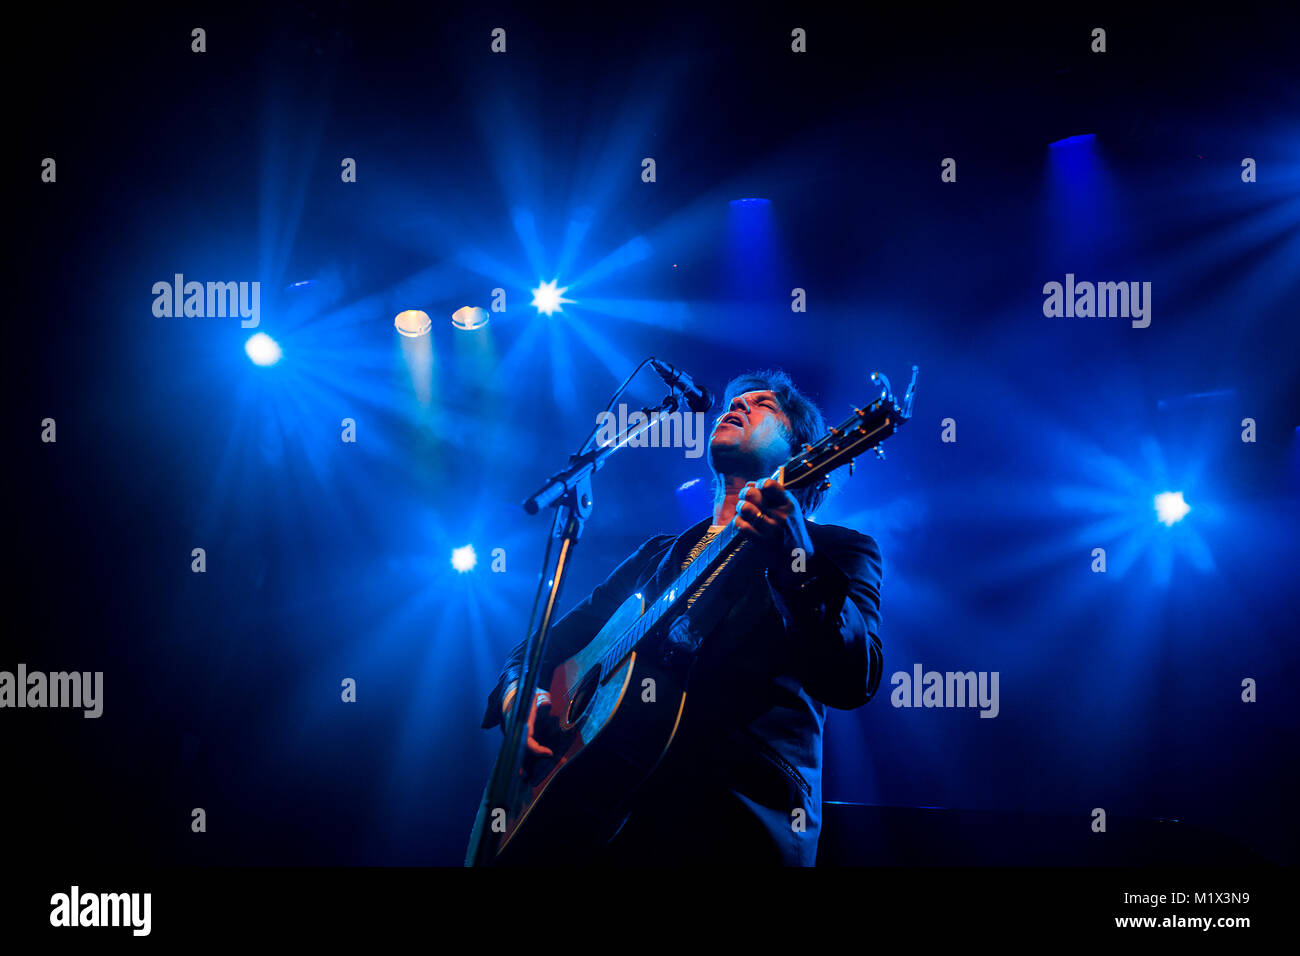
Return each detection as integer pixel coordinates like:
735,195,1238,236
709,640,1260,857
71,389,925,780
1049,133,1096,148
245,332,282,366
451,545,477,572
1154,491,1190,526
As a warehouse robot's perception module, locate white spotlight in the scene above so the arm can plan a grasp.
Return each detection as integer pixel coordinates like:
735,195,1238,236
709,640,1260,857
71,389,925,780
451,544,477,572
1154,491,1190,526
395,309,432,337
245,332,282,366
531,279,573,316
452,306,490,331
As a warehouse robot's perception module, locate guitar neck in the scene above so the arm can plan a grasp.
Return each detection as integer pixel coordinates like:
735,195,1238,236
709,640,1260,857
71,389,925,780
596,520,743,680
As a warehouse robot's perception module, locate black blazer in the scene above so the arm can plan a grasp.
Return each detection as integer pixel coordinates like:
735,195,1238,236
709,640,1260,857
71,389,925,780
480,515,884,865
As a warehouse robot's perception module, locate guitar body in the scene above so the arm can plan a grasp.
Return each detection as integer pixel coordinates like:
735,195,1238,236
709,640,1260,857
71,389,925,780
473,592,690,865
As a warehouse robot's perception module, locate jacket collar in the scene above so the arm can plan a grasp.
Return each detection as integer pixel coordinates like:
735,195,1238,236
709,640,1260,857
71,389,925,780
648,514,717,593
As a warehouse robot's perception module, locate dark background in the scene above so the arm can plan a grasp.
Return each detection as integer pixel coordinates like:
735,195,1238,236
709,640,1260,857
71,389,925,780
10,2,1299,866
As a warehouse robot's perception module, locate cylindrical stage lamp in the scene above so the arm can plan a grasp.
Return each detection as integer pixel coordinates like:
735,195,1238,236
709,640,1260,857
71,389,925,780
452,306,489,331
394,309,432,337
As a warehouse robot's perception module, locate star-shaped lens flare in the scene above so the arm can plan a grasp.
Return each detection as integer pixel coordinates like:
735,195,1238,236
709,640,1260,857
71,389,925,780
531,279,574,316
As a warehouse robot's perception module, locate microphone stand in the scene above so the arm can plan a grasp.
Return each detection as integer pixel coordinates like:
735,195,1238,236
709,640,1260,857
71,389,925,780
467,390,689,867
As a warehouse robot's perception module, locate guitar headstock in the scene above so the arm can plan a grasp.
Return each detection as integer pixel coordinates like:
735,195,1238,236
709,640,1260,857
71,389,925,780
779,365,917,494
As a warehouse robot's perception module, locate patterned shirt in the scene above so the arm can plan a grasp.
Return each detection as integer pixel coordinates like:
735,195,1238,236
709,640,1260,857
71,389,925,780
680,524,737,608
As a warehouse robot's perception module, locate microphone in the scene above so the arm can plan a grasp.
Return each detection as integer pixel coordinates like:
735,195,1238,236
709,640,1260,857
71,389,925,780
650,358,714,413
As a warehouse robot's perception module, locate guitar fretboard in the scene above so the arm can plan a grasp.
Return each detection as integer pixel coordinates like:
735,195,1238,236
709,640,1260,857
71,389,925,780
596,522,742,680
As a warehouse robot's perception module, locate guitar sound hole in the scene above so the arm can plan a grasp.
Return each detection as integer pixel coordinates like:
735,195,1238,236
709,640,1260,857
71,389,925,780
565,670,599,727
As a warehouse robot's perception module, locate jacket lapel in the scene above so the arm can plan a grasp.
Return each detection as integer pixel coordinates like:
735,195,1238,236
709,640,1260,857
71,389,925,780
645,515,714,597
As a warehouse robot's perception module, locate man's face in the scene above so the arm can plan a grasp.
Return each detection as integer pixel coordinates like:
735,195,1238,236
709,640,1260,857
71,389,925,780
708,389,794,475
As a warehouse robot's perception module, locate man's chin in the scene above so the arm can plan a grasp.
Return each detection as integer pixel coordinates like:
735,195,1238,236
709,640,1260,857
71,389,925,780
708,434,741,455
707,436,749,475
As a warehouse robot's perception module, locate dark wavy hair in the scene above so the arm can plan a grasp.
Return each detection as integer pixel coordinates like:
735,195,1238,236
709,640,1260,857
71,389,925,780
713,369,830,515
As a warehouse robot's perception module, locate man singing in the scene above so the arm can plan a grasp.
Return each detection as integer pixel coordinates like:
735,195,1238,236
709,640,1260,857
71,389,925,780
479,369,884,865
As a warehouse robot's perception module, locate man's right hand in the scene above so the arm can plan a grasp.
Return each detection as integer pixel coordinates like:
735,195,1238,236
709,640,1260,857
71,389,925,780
501,683,555,759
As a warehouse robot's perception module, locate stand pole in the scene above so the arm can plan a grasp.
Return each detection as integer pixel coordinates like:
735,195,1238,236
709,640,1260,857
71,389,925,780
467,393,684,866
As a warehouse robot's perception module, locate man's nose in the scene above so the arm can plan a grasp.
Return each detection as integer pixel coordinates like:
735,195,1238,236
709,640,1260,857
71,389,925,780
717,396,749,425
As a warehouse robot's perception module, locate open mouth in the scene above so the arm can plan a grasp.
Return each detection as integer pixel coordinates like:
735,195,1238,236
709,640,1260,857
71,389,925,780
719,413,745,429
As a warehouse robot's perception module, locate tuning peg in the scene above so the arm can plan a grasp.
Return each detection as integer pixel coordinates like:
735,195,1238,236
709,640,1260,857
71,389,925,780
849,459,855,477
819,478,832,492
874,447,886,460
